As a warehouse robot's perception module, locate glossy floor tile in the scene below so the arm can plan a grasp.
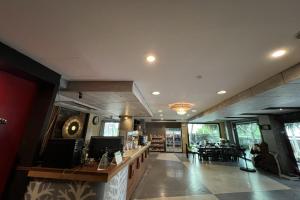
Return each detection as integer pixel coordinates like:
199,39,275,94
156,153,181,162
216,190,300,200
133,154,210,199
132,153,300,200
134,194,218,200
183,161,289,194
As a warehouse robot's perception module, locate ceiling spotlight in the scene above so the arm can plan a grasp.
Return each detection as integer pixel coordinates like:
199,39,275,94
146,55,156,63
217,90,227,95
279,108,283,111
271,49,287,58
158,110,163,113
152,91,160,95
191,109,197,113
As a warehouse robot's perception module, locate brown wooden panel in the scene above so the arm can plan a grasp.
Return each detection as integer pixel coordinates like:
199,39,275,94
126,146,150,200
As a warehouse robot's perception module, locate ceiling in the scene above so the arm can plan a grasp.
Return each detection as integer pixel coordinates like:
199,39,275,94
58,81,152,117
0,1,300,120
191,80,300,122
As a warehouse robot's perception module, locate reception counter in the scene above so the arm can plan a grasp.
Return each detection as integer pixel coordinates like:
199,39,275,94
21,142,150,200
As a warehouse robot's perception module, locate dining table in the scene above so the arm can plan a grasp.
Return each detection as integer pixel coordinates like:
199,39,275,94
197,145,239,161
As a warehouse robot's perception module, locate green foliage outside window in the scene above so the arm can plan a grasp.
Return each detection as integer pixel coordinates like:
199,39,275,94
188,124,220,145
236,122,262,149
285,123,300,163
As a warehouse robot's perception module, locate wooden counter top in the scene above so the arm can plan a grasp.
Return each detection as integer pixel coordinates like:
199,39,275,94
18,142,151,183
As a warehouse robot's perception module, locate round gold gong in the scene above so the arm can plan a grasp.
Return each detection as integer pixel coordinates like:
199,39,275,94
62,116,83,138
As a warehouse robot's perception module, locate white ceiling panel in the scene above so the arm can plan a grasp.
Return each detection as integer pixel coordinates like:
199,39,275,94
0,1,300,119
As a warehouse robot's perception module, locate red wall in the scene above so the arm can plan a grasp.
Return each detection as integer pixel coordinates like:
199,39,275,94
0,71,37,194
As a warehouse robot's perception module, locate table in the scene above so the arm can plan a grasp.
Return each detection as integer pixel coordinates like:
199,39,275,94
198,146,239,161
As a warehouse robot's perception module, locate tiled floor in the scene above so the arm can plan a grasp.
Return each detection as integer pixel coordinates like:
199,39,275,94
132,153,300,200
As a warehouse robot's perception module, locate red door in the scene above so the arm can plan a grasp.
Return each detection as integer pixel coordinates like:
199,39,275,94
0,71,37,194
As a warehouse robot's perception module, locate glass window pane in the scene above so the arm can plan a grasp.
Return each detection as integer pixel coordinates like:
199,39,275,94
103,122,119,136
236,122,262,149
188,123,220,146
235,122,262,159
284,123,300,164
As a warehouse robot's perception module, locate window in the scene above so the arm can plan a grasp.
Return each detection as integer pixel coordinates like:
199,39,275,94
284,122,300,165
103,122,119,136
235,122,262,149
188,123,220,146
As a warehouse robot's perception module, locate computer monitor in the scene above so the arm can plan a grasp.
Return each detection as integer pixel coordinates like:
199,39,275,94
88,136,123,161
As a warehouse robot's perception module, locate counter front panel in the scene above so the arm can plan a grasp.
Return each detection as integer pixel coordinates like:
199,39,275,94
22,143,151,200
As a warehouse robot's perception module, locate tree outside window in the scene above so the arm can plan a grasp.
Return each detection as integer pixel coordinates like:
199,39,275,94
235,122,262,149
103,122,119,136
285,122,300,164
188,124,220,146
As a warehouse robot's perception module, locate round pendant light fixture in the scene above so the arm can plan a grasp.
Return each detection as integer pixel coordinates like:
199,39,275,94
168,102,194,115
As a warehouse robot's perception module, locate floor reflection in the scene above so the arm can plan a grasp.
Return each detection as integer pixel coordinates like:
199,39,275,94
132,153,299,200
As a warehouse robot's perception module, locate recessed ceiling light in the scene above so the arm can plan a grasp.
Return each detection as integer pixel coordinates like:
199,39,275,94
196,75,202,79
271,49,287,58
191,109,197,113
158,110,163,113
160,114,163,117
279,108,283,111
146,55,156,63
152,91,160,95
217,90,227,95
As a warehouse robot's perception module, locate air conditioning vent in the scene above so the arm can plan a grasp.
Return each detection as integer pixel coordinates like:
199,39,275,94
55,101,97,111
151,119,177,122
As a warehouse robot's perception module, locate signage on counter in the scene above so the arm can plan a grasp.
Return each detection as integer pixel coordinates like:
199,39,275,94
114,151,123,165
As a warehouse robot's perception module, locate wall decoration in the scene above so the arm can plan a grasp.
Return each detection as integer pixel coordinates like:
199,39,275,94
51,107,88,139
62,116,84,138
92,116,100,125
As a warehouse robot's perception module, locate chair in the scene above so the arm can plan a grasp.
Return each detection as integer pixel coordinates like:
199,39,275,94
198,147,206,161
186,144,198,159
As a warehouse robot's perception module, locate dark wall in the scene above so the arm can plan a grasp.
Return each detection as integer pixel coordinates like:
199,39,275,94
257,114,299,175
277,111,300,123
146,122,181,137
0,42,61,199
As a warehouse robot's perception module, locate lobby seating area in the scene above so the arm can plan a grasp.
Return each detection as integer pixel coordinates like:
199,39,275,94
186,143,240,162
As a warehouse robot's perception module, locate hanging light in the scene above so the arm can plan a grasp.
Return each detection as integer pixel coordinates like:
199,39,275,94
168,102,194,115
